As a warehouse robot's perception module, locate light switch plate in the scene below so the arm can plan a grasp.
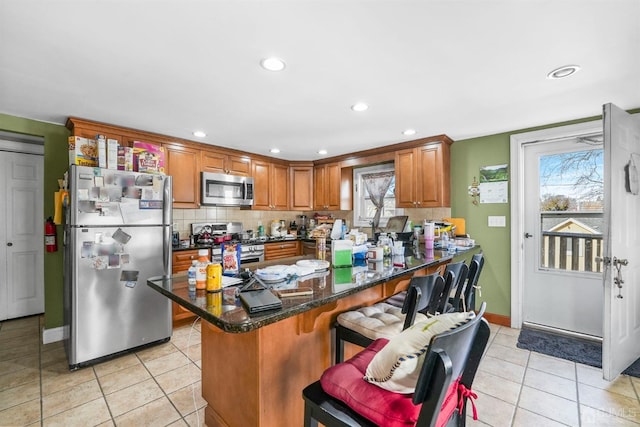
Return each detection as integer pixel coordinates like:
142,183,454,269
488,216,506,227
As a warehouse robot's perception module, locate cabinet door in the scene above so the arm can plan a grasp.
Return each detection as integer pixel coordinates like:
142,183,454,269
415,144,443,207
165,144,200,208
227,154,251,176
313,165,327,210
325,163,342,210
394,149,417,208
271,163,289,210
202,151,251,176
251,159,271,210
290,166,314,210
201,150,227,174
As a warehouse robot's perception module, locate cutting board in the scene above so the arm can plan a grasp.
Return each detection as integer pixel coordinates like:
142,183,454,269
443,217,466,236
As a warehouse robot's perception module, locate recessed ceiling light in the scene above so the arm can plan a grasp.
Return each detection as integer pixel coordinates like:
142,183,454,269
402,129,417,136
547,65,581,79
260,57,286,72
269,148,280,154
318,149,328,155
193,131,206,138
351,102,369,112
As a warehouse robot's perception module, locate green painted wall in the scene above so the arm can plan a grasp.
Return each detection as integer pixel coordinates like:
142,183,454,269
0,114,70,329
450,108,640,319
2,106,637,328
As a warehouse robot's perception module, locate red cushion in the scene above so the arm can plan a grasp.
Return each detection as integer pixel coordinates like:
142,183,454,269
321,338,461,427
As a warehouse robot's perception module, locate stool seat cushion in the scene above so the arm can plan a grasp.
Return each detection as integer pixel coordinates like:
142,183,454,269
336,302,429,340
320,338,422,427
364,311,474,393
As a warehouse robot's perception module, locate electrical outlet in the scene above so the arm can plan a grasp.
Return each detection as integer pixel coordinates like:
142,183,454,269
488,216,506,227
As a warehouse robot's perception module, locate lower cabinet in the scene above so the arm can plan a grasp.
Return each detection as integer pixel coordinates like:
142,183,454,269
171,249,207,324
264,241,301,261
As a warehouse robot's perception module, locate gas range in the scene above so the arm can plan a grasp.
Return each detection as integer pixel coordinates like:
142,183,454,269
191,222,265,263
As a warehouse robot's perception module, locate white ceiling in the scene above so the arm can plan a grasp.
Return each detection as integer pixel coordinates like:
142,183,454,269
1,0,638,161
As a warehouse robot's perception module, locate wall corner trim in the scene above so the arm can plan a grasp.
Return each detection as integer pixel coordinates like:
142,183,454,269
42,326,65,344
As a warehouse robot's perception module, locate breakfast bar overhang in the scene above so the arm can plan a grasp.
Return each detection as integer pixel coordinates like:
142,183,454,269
147,248,480,427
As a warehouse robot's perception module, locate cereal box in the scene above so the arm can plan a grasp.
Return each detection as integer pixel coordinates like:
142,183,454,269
97,135,107,168
118,146,134,171
69,136,98,166
107,139,118,170
132,141,165,174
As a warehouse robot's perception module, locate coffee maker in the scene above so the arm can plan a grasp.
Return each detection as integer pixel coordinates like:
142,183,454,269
298,215,308,239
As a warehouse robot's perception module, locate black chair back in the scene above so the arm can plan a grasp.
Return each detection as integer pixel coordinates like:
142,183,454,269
303,302,490,427
413,303,489,421
463,254,485,312
401,273,445,329
441,261,469,313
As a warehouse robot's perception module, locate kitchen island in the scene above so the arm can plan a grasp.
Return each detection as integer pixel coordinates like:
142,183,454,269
147,246,480,427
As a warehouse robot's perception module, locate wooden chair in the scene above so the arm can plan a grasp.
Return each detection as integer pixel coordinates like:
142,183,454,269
334,273,445,364
303,303,490,427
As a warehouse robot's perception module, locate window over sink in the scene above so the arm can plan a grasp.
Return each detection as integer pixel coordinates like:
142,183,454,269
353,163,401,229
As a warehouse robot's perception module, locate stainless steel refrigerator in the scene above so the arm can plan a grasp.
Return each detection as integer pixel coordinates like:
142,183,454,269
63,165,172,369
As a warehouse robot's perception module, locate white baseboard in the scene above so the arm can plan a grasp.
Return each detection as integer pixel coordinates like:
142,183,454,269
42,326,65,344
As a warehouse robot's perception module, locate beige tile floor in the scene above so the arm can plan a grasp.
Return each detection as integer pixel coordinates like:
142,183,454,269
1,316,640,426
0,315,205,427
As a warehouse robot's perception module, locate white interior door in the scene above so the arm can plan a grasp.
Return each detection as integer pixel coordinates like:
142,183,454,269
0,148,44,320
602,103,640,380
522,136,604,337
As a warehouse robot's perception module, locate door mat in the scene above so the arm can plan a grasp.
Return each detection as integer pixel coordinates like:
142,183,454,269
516,326,640,378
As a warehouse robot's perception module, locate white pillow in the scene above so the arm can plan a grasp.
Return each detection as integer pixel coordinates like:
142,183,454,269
364,311,475,393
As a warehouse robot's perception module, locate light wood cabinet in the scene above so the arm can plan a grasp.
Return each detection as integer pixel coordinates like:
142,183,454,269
164,144,201,208
264,241,301,260
171,249,206,324
313,162,341,210
201,150,251,176
252,159,289,210
289,163,314,210
172,249,202,273
395,141,451,208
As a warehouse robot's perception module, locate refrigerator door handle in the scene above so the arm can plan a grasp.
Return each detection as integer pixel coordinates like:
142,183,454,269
163,176,173,277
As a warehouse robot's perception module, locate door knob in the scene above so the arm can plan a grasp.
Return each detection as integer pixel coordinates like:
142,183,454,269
7,242,12,246
524,233,533,238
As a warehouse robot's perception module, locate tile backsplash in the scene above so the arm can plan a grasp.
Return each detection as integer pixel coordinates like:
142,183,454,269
172,207,451,240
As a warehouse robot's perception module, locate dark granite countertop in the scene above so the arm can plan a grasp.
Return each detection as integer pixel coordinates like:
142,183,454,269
148,246,480,333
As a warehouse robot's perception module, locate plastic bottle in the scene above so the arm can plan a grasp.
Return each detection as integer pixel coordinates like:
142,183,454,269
195,249,209,290
441,230,449,251
187,260,197,292
257,221,265,238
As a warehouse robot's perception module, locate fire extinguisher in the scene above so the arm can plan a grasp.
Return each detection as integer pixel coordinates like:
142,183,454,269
45,216,58,252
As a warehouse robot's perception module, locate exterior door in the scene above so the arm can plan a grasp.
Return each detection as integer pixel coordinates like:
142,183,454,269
0,149,44,320
602,103,640,380
522,136,604,336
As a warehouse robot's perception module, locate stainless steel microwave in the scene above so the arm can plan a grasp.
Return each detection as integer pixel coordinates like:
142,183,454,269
201,172,254,206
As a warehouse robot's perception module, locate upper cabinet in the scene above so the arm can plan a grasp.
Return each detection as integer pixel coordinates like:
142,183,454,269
395,140,451,208
289,163,314,211
164,144,201,208
201,150,251,176
314,162,341,210
252,159,289,210
67,118,454,211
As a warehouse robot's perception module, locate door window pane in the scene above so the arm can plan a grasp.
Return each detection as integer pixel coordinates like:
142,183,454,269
539,148,604,273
